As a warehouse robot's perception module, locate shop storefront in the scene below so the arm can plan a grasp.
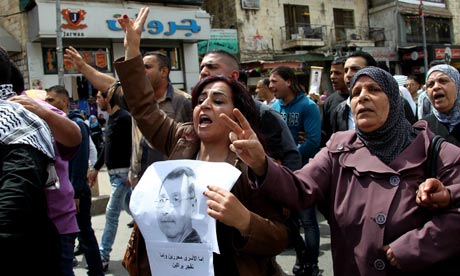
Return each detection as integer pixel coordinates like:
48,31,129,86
27,1,210,115
430,45,460,70
399,44,460,81
399,46,427,78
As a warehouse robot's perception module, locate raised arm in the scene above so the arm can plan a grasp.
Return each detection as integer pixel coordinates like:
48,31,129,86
114,7,182,156
65,46,116,93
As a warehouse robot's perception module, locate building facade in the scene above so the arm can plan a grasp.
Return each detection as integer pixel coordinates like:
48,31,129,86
0,0,210,112
369,0,459,79
202,0,459,90
202,0,376,61
202,0,379,93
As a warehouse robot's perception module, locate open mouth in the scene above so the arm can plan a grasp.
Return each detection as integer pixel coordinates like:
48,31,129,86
199,114,213,125
433,93,444,100
357,108,372,115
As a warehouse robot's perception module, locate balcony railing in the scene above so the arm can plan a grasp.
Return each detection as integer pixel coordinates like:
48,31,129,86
280,24,327,50
280,24,384,50
333,27,373,42
281,24,326,41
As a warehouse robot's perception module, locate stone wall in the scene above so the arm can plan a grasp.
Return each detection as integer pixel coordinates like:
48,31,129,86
203,0,370,62
0,0,29,88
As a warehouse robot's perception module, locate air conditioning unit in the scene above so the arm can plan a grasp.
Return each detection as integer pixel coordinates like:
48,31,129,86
346,29,361,40
299,26,315,38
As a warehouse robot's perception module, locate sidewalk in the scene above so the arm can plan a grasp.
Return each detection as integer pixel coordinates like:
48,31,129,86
74,167,131,276
89,167,110,216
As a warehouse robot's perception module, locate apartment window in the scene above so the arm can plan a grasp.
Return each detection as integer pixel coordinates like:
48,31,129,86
284,4,310,39
333,9,355,41
404,16,451,44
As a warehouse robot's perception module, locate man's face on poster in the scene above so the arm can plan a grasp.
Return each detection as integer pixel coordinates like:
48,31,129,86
155,175,195,242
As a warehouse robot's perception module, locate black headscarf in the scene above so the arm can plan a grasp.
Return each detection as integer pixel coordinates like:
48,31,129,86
350,67,416,164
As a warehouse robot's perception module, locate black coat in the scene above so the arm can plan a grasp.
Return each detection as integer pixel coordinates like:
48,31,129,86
423,114,460,146
0,144,60,275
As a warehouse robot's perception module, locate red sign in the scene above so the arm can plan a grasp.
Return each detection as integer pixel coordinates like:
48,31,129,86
61,9,87,29
402,51,424,61
95,50,108,68
435,48,460,59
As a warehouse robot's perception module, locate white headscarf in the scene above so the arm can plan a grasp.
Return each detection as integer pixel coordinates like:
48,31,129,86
426,64,460,132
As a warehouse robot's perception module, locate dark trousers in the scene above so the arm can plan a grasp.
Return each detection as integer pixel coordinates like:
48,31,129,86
298,207,320,264
60,233,77,276
76,185,104,276
290,207,320,265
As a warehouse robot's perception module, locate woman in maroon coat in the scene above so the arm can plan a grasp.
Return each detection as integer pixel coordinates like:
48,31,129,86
223,66,460,275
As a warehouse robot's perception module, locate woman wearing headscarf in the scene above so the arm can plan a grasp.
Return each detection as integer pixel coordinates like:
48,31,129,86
222,66,460,275
89,114,104,154
0,46,60,275
422,64,460,145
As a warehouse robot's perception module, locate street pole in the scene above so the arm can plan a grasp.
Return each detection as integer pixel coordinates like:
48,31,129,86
420,0,428,78
56,0,64,85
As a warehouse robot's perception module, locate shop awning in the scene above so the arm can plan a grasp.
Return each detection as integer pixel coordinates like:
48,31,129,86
0,27,21,52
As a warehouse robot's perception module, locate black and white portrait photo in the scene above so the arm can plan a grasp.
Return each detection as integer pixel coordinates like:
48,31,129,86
155,167,202,243
129,160,241,275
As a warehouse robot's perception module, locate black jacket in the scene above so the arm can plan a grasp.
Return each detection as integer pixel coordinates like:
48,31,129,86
0,144,60,275
68,110,91,198
423,114,460,146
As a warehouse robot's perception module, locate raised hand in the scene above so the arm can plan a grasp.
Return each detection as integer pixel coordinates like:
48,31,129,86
219,108,267,176
117,7,150,60
64,46,85,71
416,178,451,210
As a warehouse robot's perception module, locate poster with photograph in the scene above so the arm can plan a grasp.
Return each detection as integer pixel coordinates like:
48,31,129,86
309,66,323,94
130,160,241,276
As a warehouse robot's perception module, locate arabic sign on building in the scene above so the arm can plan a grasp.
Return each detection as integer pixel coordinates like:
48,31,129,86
198,29,238,55
30,1,211,41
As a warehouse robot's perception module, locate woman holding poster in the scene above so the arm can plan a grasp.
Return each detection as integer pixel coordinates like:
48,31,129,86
115,7,290,276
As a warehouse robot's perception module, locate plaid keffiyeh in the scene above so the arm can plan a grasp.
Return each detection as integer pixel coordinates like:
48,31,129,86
0,84,16,100
0,85,57,187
